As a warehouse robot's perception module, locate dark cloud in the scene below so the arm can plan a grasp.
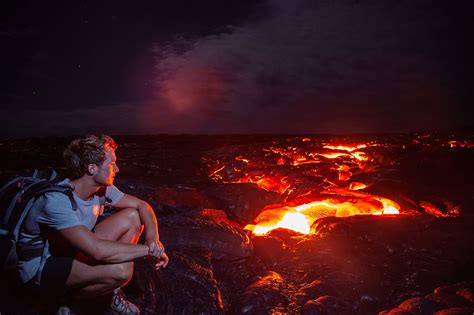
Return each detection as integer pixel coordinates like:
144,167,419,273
1,0,473,137
149,0,473,133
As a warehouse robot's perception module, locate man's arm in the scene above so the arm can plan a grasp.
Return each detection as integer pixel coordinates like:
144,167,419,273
58,225,152,263
113,194,159,243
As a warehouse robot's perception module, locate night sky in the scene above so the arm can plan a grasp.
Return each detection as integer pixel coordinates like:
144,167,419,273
2,0,473,138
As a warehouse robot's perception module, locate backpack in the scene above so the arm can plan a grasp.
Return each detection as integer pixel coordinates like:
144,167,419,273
0,169,77,283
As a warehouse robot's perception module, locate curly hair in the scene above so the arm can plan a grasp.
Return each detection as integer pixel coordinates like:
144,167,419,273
63,135,118,179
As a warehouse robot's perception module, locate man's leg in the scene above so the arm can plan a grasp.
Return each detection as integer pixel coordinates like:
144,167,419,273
64,208,143,297
94,207,144,245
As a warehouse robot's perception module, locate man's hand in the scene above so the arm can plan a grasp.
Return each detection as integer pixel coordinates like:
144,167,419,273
146,239,169,269
154,252,169,270
146,239,165,258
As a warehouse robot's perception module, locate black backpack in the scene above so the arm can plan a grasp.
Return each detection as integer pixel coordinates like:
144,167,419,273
0,169,77,283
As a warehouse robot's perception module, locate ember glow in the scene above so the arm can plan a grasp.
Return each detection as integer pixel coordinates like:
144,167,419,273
205,139,403,235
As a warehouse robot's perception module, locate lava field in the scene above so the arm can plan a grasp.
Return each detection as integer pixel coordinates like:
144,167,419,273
1,134,473,314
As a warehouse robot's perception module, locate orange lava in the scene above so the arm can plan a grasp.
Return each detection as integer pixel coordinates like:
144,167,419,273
349,182,368,190
235,156,250,164
323,144,367,151
207,141,403,236
447,140,474,148
237,175,292,195
245,194,400,235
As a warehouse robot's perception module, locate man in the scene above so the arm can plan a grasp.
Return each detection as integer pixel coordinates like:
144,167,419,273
17,135,168,314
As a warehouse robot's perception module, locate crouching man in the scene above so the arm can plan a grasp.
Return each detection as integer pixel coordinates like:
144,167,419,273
17,135,168,314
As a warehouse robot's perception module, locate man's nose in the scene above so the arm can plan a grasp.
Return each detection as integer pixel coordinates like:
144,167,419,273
114,164,119,173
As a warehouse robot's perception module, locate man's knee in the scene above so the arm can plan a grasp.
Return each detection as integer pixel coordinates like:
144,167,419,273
121,207,142,232
108,262,134,287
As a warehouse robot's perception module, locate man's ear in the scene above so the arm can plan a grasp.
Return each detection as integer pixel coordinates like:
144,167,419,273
87,164,98,175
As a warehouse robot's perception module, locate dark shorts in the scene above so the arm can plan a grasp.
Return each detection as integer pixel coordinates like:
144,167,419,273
27,255,74,296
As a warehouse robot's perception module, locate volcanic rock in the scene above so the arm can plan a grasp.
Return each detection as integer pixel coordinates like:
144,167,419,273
378,309,412,315
381,282,474,315
434,307,474,314
204,183,282,223
434,282,474,299
354,295,382,314
232,271,288,314
151,186,221,214
398,297,444,314
302,295,353,314
252,235,287,265
159,215,253,261
457,288,474,303
426,292,473,308
148,251,225,314
295,280,336,303
311,216,352,236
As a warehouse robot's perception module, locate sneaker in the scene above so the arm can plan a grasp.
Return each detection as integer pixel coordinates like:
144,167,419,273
56,305,78,315
105,289,141,315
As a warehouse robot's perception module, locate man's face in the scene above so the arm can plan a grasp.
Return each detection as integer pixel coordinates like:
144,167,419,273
94,148,119,186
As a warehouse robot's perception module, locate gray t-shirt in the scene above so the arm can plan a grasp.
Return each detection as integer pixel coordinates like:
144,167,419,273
17,179,124,283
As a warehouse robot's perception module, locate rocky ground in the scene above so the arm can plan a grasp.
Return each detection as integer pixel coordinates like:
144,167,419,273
0,134,473,314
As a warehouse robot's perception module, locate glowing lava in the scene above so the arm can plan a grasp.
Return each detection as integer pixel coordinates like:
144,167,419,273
349,182,368,190
245,196,400,235
249,211,311,235
206,141,403,236
323,144,367,151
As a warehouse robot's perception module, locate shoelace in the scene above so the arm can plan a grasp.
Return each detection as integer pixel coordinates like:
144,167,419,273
110,290,140,315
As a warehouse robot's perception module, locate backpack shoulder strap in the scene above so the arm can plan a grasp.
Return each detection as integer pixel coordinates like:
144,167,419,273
96,186,111,206
38,185,78,212
11,184,76,241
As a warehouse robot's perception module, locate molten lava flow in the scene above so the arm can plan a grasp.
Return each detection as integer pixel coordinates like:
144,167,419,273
308,151,368,163
447,140,474,148
315,152,348,159
248,211,311,235
371,198,401,215
290,156,320,166
350,151,368,162
323,144,367,151
206,140,403,236
349,182,367,190
245,195,400,235
209,164,225,181
237,175,292,195
235,156,250,164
